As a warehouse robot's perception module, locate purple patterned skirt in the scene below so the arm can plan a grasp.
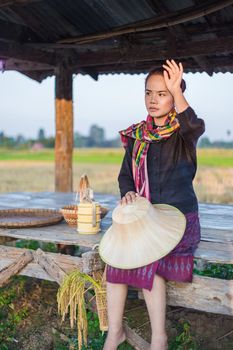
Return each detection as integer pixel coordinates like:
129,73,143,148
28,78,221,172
106,211,201,291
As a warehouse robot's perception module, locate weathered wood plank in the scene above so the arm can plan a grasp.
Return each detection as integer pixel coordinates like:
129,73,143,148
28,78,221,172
139,275,233,316
0,250,33,287
0,245,82,267
124,322,150,350
0,246,106,281
0,223,105,246
0,192,231,219
0,259,54,281
0,227,232,263
195,241,233,264
34,248,67,285
20,262,59,281
1,223,232,245
0,192,117,211
0,192,232,231
0,245,82,281
0,193,232,265
201,227,233,241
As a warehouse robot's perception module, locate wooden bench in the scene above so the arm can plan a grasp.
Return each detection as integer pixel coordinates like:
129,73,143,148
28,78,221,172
0,193,232,316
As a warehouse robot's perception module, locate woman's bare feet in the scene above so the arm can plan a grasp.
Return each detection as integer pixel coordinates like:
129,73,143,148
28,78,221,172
103,328,126,350
150,334,168,350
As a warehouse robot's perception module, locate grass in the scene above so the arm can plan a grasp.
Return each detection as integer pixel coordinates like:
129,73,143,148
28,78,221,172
0,148,124,164
197,148,233,167
0,147,233,167
0,147,232,204
0,149,54,162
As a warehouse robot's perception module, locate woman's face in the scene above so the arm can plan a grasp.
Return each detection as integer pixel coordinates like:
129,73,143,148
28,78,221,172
145,74,174,120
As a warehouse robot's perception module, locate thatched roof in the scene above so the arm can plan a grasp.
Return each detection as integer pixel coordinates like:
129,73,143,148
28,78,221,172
1,0,233,81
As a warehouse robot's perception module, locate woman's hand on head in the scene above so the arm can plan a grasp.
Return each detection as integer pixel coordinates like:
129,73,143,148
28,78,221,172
120,191,139,205
162,59,183,96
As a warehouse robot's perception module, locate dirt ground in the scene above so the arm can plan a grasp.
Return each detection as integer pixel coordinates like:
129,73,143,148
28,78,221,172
4,276,233,350
125,300,233,350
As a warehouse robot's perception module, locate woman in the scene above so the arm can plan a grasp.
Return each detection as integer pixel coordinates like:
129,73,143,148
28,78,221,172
103,59,205,350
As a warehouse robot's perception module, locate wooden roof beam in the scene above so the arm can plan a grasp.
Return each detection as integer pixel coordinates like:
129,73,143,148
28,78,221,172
55,48,99,81
192,56,214,76
58,0,233,44
20,70,54,82
0,42,55,65
23,22,233,51
5,58,54,71
79,69,98,81
67,36,233,68
185,22,233,36
81,56,233,75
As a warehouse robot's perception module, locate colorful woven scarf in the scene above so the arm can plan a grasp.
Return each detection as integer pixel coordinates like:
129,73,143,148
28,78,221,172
119,109,180,200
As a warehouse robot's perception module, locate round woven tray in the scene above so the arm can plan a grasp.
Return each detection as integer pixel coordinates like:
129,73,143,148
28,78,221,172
0,208,64,228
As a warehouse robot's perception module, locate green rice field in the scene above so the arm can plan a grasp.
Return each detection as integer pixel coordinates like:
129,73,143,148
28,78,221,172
0,148,233,167
0,147,232,204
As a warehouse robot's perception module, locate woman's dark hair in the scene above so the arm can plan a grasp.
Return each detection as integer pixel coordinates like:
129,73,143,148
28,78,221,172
145,67,186,92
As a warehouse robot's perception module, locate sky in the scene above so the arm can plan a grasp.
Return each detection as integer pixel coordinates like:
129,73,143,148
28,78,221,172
0,70,232,142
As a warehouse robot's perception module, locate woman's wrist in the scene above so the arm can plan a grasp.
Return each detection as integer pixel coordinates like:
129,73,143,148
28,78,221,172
173,90,189,114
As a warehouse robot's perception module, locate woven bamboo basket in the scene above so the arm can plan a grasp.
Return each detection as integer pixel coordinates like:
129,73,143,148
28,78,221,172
93,267,108,331
60,205,78,227
60,205,109,228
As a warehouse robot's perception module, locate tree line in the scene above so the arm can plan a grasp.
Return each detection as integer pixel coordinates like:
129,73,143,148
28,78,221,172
0,128,232,149
198,137,233,149
0,124,121,148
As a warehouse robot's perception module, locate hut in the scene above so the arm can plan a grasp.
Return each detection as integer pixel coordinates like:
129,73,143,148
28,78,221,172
0,2,233,348
1,0,233,191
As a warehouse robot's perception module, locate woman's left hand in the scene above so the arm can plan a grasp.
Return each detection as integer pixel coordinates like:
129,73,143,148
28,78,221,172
162,59,183,96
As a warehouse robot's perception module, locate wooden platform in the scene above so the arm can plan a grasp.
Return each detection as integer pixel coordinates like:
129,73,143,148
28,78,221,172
0,192,232,263
0,192,232,316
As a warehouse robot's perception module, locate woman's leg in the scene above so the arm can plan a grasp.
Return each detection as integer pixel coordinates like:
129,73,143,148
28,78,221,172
142,274,168,350
103,281,128,350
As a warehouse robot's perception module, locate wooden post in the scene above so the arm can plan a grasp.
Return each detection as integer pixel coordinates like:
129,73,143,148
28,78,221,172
81,250,105,274
55,64,73,192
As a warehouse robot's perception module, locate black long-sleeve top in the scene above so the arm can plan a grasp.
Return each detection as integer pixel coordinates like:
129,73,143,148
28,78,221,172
118,107,205,214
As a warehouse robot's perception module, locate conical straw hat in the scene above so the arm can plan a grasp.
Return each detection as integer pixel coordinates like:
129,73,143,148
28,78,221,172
99,196,186,269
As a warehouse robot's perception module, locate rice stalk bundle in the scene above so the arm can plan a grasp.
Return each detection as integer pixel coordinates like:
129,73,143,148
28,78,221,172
57,270,101,350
